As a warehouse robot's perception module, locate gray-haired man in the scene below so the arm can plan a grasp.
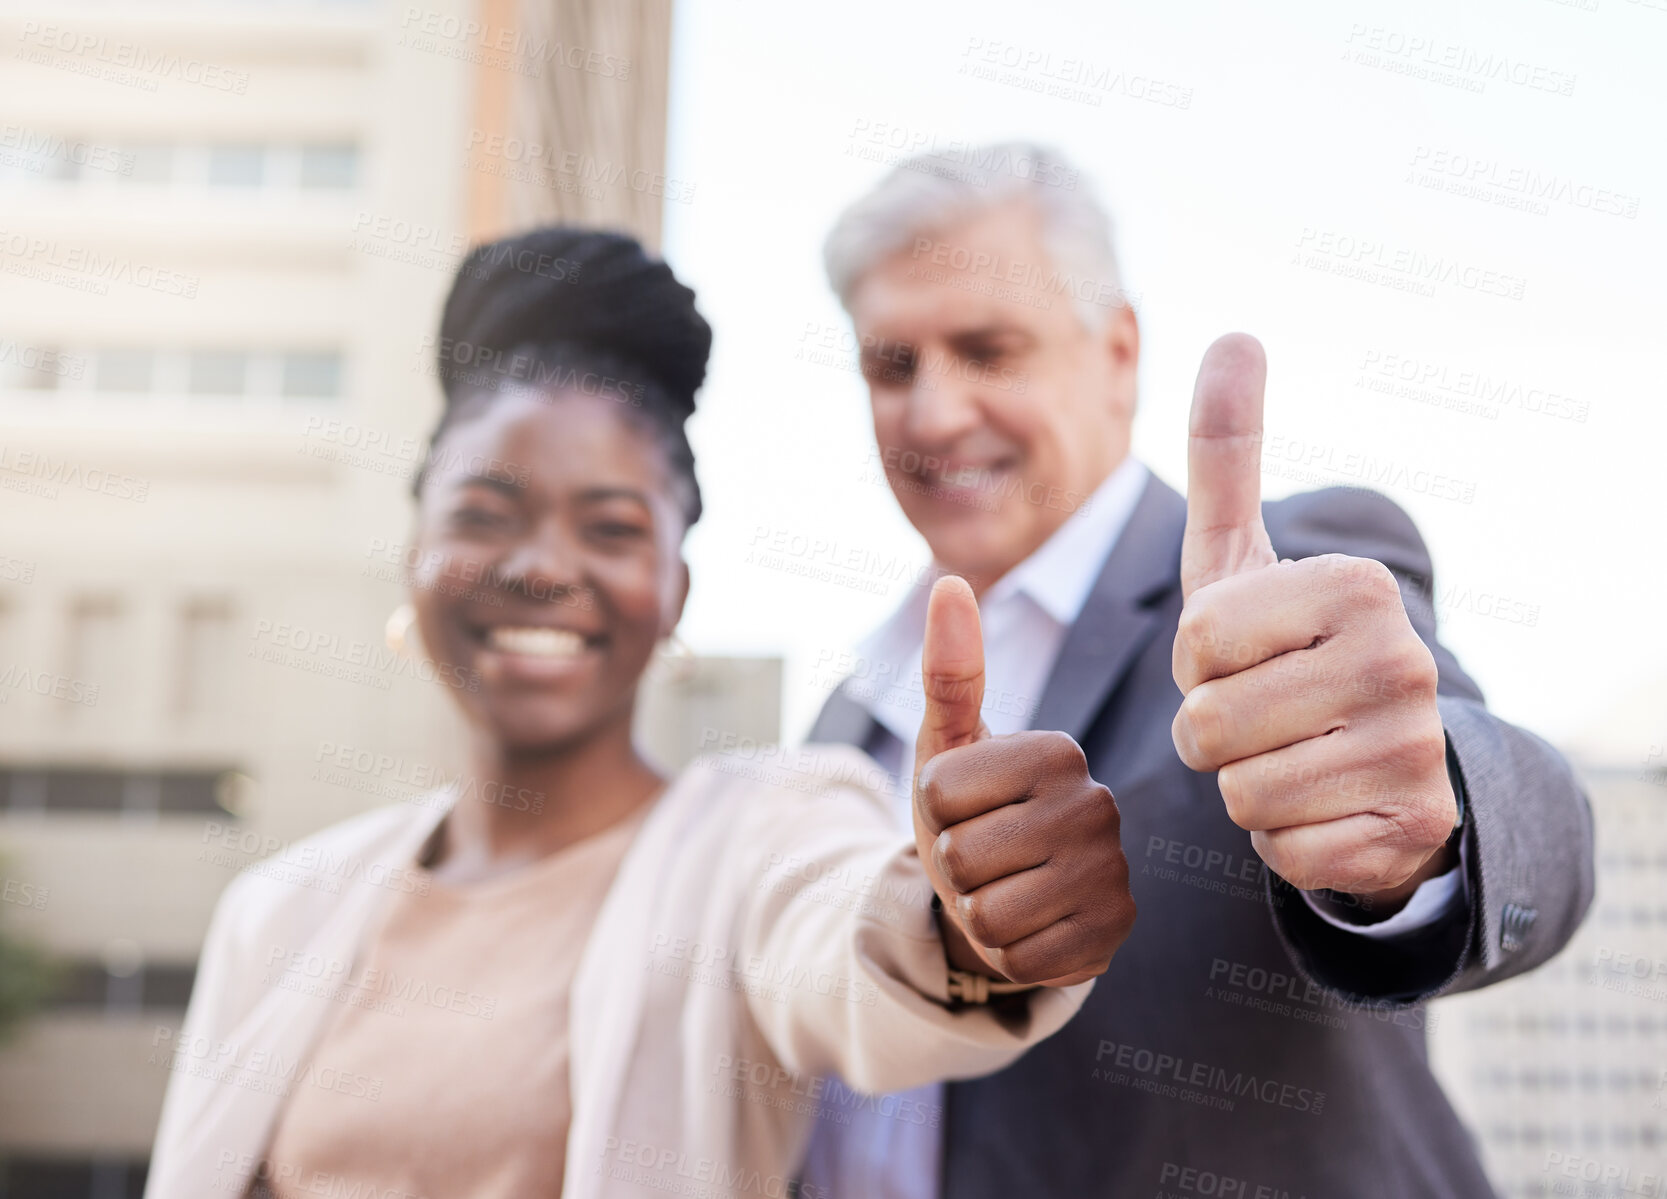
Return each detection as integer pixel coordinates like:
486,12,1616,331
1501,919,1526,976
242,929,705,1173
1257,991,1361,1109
800,141,1592,1198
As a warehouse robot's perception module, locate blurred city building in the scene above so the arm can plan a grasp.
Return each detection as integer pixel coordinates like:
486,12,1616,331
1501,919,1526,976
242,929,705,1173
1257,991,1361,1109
0,1,759,1195
1430,693,1667,1199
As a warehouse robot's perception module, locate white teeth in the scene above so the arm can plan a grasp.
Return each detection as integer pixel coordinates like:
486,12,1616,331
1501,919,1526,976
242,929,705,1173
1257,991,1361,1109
486,627,586,657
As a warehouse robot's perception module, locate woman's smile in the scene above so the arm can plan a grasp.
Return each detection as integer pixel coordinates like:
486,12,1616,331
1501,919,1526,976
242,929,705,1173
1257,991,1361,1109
468,618,608,686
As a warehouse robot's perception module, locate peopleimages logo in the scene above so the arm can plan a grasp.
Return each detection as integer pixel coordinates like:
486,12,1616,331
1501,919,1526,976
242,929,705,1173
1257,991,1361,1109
424,335,644,407
199,823,432,896
0,665,99,707
16,21,250,93
298,414,532,488
248,618,481,693
844,120,1084,188
1,877,49,910
1094,1039,1327,1116
462,133,696,203
261,944,498,1020
712,1054,941,1128
398,7,632,78
956,38,1195,110
596,1138,822,1199
1341,25,1576,96
1294,227,1527,301
0,229,200,299
910,235,1132,300
1408,146,1639,219
0,340,85,382
0,126,132,176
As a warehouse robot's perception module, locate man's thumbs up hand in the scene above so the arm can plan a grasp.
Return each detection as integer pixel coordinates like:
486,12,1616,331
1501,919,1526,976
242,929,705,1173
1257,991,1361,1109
913,576,1134,989
1171,335,1459,908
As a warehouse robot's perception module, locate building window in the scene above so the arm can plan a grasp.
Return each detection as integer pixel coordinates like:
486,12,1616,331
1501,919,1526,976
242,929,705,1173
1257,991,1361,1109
29,347,345,400
187,351,249,396
281,351,342,398
206,144,265,187
0,767,238,815
125,142,172,184
95,349,155,394
175,599,235,718
0,1158,148,1199
299,143,358,189
43,960,196,1013
1,134,360,195
65,596,122,718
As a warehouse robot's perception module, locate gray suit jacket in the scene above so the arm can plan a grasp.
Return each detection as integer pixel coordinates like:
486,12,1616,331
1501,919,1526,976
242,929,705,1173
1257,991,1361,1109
809,473,1594,1198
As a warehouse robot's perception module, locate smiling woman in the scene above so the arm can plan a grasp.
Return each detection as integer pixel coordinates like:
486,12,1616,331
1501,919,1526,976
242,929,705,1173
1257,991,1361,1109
402,229,706,838
139,226,1108,1199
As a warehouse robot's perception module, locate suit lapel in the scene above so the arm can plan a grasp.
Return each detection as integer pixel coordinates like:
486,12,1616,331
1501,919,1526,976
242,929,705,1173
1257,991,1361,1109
808,684,881,747
1031,473,1186,740
808,473,1188,752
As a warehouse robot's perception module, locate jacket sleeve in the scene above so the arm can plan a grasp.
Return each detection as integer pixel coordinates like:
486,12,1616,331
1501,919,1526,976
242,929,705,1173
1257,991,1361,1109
143,871,271,1198
729,745,1093,1095
1259,487,1595,1004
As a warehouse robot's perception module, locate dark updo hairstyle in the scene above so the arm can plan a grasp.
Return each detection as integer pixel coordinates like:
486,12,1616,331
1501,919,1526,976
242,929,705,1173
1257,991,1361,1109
416,225,711,527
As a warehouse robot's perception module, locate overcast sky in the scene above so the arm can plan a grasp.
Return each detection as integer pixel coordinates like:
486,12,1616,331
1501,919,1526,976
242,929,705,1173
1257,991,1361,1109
661,0,1665,767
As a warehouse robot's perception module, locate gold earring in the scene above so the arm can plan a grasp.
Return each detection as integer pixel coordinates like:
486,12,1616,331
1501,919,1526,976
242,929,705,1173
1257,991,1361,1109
656,631,696,683
385,604,418,656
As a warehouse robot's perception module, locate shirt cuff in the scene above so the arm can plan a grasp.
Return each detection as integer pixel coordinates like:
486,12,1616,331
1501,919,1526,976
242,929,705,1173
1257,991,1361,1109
1297,831,1472,939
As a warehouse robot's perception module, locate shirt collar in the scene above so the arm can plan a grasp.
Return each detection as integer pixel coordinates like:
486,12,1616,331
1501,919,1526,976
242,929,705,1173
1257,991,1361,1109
981,456,1150,626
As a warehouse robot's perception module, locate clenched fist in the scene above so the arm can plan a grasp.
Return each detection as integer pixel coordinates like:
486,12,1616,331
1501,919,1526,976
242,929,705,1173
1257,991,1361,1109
913,575,1135,988
1171,333,1459,908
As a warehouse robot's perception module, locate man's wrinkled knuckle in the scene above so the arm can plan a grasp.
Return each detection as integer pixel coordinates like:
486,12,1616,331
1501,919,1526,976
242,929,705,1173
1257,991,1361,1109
1172,639,1196,694
1402,643,1440,697
1358,641,1405,700
1329,829,1416,894
1354,636,1424,704
1343,846,1411,895
1170,715,1196,769
1384,635,1434,687
1257,837,1307,889
1176,603,1218,668
1171,710,1204,771
1281,860,1327,891
1216,763,1255,829
1176,690,1224,767
1382,719,1446,787
1349,557,1401,605
1407,720,1448,774
1399,791,1455,852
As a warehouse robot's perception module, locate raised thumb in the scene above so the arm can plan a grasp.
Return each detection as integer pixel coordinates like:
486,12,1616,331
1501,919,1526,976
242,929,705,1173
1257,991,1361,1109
915,575,987,776
1182,332,1278,599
